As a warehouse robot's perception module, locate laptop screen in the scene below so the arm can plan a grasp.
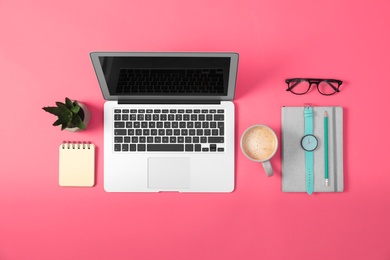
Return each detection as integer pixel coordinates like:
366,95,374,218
90,52,239,102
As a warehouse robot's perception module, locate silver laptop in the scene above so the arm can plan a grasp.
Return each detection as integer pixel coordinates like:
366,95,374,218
90,52,239,192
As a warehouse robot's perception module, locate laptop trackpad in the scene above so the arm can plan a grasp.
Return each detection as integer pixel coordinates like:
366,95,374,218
148,157,190,190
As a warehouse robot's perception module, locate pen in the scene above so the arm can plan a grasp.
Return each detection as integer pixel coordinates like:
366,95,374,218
324,111,329,186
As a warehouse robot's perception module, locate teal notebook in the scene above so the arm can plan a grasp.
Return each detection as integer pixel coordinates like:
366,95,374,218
281,106,344,192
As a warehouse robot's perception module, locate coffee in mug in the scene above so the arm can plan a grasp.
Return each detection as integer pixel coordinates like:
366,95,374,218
240,125,278,176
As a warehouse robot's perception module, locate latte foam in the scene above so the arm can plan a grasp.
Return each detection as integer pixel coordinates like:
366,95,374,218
242,126,277,161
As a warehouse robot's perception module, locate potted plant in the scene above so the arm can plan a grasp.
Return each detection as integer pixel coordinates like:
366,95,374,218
43,97,91,132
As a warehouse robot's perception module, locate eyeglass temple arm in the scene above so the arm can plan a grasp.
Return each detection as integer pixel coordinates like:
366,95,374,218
285,81,300,91
326,82,340,92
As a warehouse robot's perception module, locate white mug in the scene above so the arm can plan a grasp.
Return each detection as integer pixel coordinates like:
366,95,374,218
240,124,278,177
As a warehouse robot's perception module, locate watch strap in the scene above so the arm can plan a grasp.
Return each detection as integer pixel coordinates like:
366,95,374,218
305,150,314,194
304,107,313,135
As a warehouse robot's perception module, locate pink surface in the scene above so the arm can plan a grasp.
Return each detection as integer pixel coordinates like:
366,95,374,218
1,0,390,259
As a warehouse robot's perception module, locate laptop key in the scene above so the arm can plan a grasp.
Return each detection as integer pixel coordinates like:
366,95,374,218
208,137,224,143
138,144,146,151
214,115,224,121
115,129,127,135
130,144,136,151
114,122,125,128
185,144,193,151
122,144,129,151
147,144,184,151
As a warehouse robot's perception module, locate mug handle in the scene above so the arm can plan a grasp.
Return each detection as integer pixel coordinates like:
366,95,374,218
262,160,274,177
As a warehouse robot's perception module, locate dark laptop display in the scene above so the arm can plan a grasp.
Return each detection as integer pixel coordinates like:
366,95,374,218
99,56,231,96
91,53,238,102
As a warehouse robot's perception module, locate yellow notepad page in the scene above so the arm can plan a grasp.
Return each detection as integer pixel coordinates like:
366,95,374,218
59,142,95,187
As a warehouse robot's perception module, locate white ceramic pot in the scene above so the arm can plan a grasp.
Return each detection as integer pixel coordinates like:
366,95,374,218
65,102,91,132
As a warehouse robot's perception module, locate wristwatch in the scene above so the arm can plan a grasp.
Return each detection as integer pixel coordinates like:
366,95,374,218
301,106,318,195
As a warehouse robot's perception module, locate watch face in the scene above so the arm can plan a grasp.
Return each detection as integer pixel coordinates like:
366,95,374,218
301,134,318,151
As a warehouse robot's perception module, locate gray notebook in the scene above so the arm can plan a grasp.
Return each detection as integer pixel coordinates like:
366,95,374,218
281,106,344,192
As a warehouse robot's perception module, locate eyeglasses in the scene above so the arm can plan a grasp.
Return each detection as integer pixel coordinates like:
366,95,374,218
285,78,343,96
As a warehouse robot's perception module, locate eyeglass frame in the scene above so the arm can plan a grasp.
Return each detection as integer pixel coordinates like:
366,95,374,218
285,78,343,96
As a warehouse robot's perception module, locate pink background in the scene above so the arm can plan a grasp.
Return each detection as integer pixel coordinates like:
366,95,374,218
1,0,390,259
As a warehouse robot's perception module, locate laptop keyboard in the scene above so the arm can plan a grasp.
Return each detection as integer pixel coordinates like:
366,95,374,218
113,108,225,152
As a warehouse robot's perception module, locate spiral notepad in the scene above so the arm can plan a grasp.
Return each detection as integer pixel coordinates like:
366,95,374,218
59,141,95,187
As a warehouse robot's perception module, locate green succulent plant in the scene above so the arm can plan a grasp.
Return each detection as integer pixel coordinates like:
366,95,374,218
43,97,86,130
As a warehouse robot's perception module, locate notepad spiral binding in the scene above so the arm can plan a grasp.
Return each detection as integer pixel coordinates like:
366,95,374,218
62,141,92,149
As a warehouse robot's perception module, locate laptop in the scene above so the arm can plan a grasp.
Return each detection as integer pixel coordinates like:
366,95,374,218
90,52,239,192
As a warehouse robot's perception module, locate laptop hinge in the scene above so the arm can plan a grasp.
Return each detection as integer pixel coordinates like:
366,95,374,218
118,100,221,105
